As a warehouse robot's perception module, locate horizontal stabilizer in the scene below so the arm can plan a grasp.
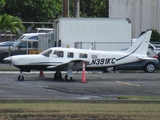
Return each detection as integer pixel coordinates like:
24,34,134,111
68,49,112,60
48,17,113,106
138,56,156,60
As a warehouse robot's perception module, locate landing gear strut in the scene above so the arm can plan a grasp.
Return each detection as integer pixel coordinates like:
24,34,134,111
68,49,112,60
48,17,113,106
18,71,24,81
64,62,74,81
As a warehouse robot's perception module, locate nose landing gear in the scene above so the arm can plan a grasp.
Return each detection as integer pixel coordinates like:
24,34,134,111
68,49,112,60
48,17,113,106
18,71,24,81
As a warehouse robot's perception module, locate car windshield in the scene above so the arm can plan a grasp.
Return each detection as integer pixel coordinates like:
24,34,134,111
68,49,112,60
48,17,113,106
147,49,157,57
153,45,160,48
12,39,21,47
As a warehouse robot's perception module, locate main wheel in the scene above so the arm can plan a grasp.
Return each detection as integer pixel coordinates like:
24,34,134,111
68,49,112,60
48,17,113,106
54,71,62,79
144,63,156,73
18,75,24,81
65,75,73,81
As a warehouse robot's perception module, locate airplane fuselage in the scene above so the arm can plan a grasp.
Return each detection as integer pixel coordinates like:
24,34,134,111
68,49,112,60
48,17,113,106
9,47,144,71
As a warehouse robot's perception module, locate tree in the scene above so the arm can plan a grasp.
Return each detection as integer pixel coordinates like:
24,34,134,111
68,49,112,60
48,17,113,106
0,13,25,35
69,0,109,17
2,0,62,22
0,0,5,9
0,0,108,29
150,29,160,42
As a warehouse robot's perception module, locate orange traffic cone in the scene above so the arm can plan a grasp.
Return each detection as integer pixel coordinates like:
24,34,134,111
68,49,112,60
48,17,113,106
39,70,45,77
81,61,87,83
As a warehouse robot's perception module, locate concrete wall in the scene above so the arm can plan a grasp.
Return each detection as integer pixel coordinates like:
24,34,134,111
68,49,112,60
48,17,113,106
109,0,160,38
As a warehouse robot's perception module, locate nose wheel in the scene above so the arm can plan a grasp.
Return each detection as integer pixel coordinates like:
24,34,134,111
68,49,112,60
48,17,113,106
18,71,24,81
18,75,24,81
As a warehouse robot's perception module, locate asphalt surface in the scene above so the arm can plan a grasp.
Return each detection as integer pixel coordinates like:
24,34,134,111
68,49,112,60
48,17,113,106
0,64,160,100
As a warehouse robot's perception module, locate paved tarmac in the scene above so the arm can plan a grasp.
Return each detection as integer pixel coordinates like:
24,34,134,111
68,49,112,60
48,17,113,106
0,69,160,100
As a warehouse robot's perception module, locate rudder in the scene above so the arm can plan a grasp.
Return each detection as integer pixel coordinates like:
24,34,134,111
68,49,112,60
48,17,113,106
125,31,152,55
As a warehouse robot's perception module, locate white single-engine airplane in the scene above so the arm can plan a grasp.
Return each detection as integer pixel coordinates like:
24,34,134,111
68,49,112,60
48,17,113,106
4,31,154,81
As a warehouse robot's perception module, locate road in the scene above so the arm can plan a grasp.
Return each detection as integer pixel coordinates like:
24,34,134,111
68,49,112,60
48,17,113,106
0,71,160,100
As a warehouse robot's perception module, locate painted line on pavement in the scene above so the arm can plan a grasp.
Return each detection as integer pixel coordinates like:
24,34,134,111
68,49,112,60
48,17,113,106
116,81,140,87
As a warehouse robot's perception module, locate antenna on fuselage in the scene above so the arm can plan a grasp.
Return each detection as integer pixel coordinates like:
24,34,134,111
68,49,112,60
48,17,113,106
89,42,96,50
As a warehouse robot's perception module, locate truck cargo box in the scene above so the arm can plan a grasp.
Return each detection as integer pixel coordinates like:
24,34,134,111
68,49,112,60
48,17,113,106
54,18,132,51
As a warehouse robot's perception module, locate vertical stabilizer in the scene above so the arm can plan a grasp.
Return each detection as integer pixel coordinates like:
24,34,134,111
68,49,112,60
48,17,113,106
125,31,152,55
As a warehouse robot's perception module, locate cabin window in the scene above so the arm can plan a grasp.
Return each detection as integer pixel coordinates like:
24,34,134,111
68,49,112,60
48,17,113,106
53,50,64,57
67,52,74,58
91,55,97,59
79,53,88,58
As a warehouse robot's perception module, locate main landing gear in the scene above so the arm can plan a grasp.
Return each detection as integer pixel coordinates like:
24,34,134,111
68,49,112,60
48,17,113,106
54,71,73,81
54,62,74,81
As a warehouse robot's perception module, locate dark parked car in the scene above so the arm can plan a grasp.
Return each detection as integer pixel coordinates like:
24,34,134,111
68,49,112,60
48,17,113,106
105,49,159,73
0,39,38,62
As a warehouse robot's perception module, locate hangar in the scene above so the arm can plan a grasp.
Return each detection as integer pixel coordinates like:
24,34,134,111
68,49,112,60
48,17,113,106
109,0,160,38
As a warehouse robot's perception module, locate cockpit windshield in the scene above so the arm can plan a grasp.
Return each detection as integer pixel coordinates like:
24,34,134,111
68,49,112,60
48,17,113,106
40,49,52,57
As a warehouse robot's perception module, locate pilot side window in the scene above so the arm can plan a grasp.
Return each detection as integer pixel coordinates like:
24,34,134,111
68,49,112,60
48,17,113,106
67,52,74,58
79,53,88,58
53,50,64,57
19,41,31,48
41,49,52,57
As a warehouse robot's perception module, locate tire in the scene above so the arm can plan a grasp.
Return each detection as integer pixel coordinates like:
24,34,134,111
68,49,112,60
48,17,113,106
18,75,24,81
54,71,62,79
65,74,72,81
103,67,114,73
144,63,156,73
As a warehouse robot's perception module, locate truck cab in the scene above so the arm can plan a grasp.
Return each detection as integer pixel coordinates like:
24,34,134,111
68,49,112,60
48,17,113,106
0,39,38,62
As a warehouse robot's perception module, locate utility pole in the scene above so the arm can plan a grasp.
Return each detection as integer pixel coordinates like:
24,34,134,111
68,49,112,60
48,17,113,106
62,0,68,17
74,0,80,17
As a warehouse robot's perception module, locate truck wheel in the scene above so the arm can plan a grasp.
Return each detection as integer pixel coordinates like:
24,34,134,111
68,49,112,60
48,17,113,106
144,63,156,73
103,67,114,72
1,53,9,63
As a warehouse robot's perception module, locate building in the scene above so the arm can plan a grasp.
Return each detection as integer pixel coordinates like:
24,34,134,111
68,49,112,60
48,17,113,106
109,0,160,38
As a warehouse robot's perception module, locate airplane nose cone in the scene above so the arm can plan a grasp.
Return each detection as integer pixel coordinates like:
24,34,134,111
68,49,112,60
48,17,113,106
3,56,12,61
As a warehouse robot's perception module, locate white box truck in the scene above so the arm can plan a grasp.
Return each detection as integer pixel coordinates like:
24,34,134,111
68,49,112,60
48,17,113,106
54,18,132,51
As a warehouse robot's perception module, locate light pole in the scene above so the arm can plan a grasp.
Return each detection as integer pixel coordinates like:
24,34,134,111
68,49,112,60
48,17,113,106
74,0,80,18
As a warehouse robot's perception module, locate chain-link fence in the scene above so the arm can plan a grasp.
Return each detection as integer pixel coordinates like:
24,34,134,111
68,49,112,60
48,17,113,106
0,30,18,42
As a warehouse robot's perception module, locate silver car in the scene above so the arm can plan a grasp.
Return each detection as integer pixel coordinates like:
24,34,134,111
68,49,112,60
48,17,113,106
105,49,159,73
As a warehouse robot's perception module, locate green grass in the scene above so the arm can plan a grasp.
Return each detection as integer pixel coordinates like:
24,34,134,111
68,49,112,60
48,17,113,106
0,101,160,120
117,95,160,100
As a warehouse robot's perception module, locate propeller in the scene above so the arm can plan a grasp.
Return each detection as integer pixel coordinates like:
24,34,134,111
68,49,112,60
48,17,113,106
3,56,12,67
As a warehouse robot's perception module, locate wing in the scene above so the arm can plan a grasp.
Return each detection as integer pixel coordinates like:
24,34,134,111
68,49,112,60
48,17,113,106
47,59,90,71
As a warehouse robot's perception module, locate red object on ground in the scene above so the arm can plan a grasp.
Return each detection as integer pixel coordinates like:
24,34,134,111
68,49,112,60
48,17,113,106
81,61,87,83
39,70,45,77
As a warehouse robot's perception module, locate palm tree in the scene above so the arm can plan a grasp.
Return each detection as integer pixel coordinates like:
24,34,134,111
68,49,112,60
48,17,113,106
0,13,25,40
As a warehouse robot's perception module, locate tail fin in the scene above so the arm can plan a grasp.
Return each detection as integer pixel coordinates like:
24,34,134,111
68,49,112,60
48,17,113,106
125,31,152,55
